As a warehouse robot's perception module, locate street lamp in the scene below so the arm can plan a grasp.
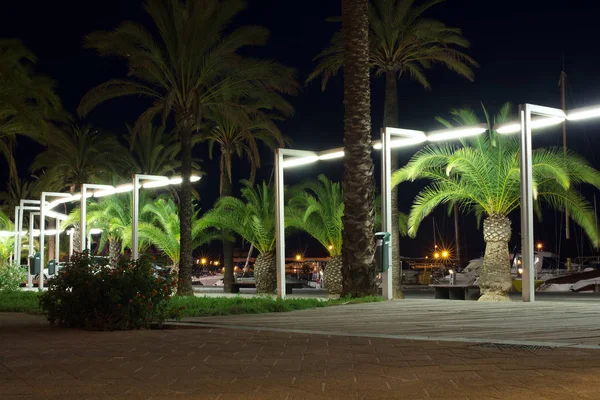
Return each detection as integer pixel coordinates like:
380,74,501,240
537,243,543,251
442,250,449,259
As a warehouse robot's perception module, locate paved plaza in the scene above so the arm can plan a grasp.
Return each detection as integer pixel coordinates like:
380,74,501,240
3,299,600,399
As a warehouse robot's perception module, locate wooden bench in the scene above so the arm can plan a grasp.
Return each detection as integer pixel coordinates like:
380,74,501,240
430,284,480,300
231,281,304,294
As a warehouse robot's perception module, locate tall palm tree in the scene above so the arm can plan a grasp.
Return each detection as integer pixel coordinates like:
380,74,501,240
139,197,221,276
393,104,600,301
0,40,62,181
337,0,376,297
0,178,37,216
287,175,344,297
309,0,477,298
79,0,297,295
203,103,290,293
203,180,277,294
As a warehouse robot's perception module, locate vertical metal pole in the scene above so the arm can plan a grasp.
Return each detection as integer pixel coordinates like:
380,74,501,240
520,105,535,303
80,186,87,252
17,205,24,264
275,149,286,299
132,175,140,260
27,212,34,288
55,221,60,264
12,206,18,264
381,128,393,300
454,203,461,268
69,229,74,260
39,197,45,290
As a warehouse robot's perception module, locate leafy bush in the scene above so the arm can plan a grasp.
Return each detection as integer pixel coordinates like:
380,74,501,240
39,253,183,330
0,263,27,292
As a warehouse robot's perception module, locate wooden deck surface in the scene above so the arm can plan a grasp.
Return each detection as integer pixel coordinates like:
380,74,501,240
182,299,600,348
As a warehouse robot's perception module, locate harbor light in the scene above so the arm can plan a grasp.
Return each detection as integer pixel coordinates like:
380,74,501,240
295,254,302,261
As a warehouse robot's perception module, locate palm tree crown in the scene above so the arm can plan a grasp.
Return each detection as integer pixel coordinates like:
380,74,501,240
308,0,477,90
30,124,133,192
204,180,276,256
287,175,344,257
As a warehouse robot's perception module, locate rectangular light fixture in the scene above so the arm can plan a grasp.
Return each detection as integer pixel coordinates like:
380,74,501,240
89,228,103,235
169,177,183,185
567,106,600,121
143,179,170,189
318,150,344,160
0,231,15,237
496,117,564,134
373,136,427,150
427,126,487,142
190,175,201,182
93,188,116,198
282,156,319,168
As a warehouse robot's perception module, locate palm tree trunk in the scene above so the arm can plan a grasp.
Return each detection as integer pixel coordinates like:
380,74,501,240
47,218,55,261
479,214,512,302
340,0,376,297
324,255,343,298
108,238,121,265
254,251,276,294
384,70,403,299
72,223,82,254
220,154,235,293
177,121,194,296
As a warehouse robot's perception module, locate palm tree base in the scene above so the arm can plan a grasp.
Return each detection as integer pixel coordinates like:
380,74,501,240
478,290,511,302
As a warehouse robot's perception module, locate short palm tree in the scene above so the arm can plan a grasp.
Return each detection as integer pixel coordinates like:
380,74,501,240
204,103,289,292
203,180,277,294
393,103,600,301
0,40,62,181
139,198,221,276
79,0,297,295
309,0,477,298
287,175,344,297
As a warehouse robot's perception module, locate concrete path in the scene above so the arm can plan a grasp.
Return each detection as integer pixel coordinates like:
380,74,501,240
181,299,600,348
3,312,600,399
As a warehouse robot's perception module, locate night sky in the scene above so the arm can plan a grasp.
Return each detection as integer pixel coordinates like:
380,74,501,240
2,0,600,261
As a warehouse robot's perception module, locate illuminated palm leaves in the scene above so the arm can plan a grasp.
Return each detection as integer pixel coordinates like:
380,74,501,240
203,180,276,257
287,175,343,257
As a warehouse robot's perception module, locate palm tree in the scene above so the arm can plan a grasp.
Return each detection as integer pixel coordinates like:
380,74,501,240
335,0,376,297
0,178,37,216
203,180,277,294
309,0,477,298
203,103,290,292
79,0,297,296
30,124,134,193
287,175,344,297
393,104,600,301
139,197,221,276
0,40,62,181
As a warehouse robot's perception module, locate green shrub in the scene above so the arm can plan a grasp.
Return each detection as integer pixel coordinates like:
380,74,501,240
0,262,27,292
39,252,183,330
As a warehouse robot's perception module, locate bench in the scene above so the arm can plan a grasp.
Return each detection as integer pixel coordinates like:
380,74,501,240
231,281,303,294
430,284,480,300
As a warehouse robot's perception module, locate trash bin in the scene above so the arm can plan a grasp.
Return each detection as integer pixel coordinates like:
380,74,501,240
30,252,41,275
374,232,391,273
48,259,56,275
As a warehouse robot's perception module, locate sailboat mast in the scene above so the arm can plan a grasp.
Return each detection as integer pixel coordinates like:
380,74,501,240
561,70,570,240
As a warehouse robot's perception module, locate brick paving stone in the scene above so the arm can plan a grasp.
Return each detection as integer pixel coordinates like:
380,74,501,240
4,312,600,399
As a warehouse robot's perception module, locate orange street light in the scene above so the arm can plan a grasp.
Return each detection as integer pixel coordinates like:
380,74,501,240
295,254,302,261
434,252,440,259
442,250,449,258
537,243,543,250
328,244,334,251
201,258,207,265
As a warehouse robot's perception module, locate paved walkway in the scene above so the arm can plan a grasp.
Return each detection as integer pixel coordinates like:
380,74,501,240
181,299,600,348
2,312,600,399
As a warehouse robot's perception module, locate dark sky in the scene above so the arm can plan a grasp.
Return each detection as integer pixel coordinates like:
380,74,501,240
2,0,600,260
